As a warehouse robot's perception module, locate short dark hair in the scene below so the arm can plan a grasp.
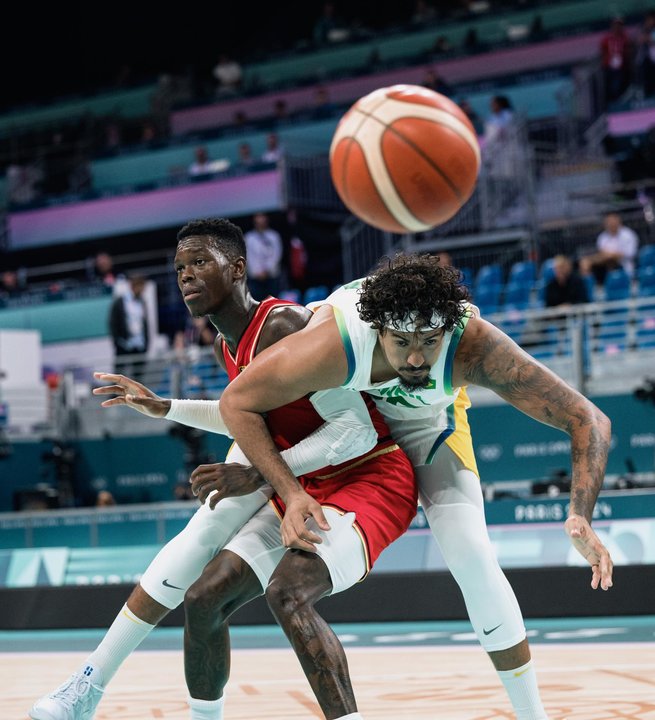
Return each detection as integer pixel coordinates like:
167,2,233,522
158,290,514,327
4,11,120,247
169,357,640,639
177,218,246,261
357,253,469,332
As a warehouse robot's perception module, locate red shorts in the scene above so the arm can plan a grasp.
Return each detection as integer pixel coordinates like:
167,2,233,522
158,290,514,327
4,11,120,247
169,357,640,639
271,442,417,571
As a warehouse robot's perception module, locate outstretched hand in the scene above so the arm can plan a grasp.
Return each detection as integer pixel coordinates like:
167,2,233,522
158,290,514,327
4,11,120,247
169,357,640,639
92,371,170,418
565,514,614,590
280,492,331,553
190,462,266,509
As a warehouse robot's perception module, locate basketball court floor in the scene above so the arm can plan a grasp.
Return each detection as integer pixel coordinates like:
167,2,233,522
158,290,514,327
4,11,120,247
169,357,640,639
2,615,654,719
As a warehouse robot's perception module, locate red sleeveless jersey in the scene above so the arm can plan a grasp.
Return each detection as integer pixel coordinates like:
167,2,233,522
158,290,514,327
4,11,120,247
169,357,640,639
220,296,393,475
220,296,417,569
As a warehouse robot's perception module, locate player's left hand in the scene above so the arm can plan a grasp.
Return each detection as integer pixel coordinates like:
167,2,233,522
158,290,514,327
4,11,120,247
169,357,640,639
281,492,330,553
190,463,266,509
565,514,613,590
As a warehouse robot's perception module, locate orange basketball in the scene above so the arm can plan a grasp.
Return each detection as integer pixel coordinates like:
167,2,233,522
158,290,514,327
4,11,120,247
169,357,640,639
329,84,481,234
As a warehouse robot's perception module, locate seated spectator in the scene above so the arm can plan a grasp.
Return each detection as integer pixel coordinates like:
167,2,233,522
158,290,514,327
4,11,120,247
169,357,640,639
579,212,639,285
0,270,25,300
212,54,243,96
544,255,590,308
422,67,453,97
312,86,336,119
312,2,349,46
7,161,44,207
188,146,229,178
95,490,116,507
459,99,483,135
411,0,437,25
273,98,290,121
235,142,254,171
261,132,284,164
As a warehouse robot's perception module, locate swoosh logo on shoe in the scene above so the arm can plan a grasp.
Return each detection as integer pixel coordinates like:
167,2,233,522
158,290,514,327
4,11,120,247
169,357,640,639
482,623,503,635
162,578,183,589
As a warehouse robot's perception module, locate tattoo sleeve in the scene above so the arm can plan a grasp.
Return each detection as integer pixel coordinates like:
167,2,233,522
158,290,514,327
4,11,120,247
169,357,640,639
457,320,611,522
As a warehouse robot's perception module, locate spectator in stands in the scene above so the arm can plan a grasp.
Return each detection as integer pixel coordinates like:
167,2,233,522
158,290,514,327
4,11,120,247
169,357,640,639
0,270,24,300
312,2,348,46
422,67,453,97
273,98,290,122
579,212,640,285
41,130,72,197
261,132,284,164
411,0,437,25
68,150,93,195
244,212,284,300
173,316,217,354
431,35,453,56
600,17,633,104
87,251,118,289
544,255,590,308
233,109,249,127
459,98,483,135
108,272,150,382
187,146,229,178
236,141,255,171
6,161,43,207
436,251,453,267
636,11,655,98
95,490,116,507
212,54,243,97
482,95,522,178
312,85,336,119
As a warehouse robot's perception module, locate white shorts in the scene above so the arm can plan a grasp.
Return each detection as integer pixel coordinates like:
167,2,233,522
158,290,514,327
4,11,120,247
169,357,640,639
224,504,366,595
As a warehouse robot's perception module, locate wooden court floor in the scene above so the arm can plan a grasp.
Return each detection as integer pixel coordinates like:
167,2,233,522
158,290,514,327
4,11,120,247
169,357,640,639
3,624,655,719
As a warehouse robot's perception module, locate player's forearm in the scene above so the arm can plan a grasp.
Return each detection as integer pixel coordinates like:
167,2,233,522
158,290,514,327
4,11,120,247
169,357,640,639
568,405,612,522
223,407,307,503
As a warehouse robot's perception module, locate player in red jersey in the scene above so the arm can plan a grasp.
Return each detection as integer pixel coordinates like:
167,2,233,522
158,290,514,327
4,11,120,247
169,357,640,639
30,218,415,720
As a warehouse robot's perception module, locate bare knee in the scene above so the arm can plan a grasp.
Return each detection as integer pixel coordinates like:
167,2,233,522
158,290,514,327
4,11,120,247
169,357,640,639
185,565,239,627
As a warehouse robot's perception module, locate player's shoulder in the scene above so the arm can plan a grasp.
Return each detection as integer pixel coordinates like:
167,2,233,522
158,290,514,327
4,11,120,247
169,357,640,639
260,303,312,348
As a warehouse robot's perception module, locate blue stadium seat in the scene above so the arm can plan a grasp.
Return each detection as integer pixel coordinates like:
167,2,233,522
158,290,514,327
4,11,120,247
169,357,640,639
603,269,631,302
474,264,503,292
278,288,302,303
508,261,537,286
637,244,655,270
303,285,330,305
458,266,474,290
539,257,557,283
503,281,532,310
637,265,655,296
473,283,502,315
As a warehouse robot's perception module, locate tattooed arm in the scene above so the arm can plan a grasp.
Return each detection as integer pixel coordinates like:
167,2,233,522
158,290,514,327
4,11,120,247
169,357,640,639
452,316,614,590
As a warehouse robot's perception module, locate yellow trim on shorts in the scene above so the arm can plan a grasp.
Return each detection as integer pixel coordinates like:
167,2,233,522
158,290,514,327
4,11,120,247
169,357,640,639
312,443,400,480
444,388,479,477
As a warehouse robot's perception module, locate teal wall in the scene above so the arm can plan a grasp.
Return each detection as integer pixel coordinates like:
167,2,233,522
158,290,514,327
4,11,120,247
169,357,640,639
469,393,655,482
0,296,113,343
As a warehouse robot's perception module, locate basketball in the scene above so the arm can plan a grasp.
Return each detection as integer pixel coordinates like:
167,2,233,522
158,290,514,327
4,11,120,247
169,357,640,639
329,84,481,234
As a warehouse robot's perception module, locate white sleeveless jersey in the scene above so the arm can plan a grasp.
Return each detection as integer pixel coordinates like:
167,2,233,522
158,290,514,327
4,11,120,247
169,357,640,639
311,280,473,466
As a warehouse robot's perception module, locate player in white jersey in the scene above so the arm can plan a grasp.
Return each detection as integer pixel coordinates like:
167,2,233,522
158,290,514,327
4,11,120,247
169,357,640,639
219,252,614,720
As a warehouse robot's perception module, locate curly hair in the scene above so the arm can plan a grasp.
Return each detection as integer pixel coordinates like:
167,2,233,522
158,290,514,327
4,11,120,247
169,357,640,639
177,217,246,262
357,253,470,332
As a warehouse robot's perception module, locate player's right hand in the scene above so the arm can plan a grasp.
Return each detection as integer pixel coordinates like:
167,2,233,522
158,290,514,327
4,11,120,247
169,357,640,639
280,492,330,553
92,371,170,418
190,462,266,508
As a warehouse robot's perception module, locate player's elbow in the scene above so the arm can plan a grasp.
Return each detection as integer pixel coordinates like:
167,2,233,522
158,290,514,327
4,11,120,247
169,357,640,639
326,426,378,465
594,406,612,441
218,385,239,428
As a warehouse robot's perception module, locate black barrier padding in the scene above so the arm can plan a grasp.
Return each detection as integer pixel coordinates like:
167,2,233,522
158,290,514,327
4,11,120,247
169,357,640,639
2,566,654,631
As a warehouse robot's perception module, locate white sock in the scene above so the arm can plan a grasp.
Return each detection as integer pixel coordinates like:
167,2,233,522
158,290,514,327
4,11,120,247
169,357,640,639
188,695,224,720
497,661,549,720
334,715,363,720
83,603,155,685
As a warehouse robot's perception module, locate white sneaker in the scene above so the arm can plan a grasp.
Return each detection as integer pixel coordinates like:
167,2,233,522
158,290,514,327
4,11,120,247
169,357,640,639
29,666,104,720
